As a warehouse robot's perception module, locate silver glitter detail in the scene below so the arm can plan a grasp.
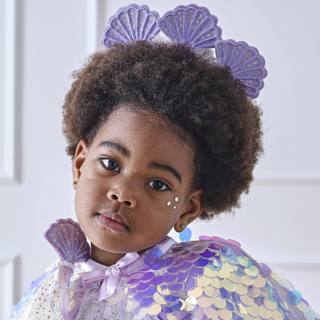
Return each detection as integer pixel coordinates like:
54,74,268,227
174,197,179,202
173,206,177,209
167,201,171,206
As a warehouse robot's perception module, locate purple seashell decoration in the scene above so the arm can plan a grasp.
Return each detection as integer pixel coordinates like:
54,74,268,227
157,4,222,48
99,4,268,99
101,4,160,48
44,218,90,264
215,39,268,98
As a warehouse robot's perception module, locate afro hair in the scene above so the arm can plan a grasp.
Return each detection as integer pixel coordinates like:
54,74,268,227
62,41,263,220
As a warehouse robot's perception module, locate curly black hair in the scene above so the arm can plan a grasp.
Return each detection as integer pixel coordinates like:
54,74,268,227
62,41,263,220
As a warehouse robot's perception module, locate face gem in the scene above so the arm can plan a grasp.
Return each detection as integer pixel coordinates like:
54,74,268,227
173,206,177,209
174,197,179,202
167,201,171,206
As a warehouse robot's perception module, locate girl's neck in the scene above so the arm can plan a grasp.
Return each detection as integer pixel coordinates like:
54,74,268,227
90,243,151,266
90,244,126,266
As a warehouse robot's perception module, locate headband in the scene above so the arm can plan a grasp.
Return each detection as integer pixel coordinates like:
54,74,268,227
101,4,267,98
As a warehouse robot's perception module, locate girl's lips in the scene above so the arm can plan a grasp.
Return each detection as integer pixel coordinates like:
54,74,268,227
97,214,128,232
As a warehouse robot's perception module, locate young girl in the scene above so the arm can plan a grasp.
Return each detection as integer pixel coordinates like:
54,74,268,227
10,4,318,320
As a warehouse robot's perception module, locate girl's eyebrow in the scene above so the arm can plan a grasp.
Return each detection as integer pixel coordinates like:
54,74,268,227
98,141,130,157
149,162,181,183
98,141,181,183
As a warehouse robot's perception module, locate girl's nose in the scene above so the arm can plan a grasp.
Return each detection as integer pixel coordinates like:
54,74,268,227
106,186,137,209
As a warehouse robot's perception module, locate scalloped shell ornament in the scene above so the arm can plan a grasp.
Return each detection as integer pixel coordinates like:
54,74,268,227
157,4,222,48
101,4,160,48
44,219,90,264
215,39,268,98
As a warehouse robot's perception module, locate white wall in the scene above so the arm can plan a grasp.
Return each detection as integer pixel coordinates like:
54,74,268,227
0,0,319,317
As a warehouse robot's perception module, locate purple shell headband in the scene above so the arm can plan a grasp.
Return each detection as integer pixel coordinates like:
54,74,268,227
101,4,267,99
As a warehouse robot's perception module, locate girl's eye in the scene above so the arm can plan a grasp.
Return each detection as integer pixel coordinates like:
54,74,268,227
101,159,120,172
147,180,170,191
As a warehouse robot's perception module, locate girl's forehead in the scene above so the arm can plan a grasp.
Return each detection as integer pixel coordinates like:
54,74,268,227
93,107,195,178
99,107,191,150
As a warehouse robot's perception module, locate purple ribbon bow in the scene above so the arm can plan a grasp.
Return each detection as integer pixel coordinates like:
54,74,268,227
82,252,140,301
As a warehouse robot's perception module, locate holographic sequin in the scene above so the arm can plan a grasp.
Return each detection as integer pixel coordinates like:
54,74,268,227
287,290,302,305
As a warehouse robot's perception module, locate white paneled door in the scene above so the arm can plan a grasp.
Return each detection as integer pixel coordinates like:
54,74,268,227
0,0,319,317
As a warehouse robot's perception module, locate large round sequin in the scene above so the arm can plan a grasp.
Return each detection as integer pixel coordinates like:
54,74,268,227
199,235,211,241
179,227,192,242
258,305,273,319
297,299,310,312
226,239,241,247
148,303,161,315
197,296,212,308
188,287,203,298
287,290,302,305
253,274,266,288
212,296,226,308
205,307,218,318
237,255,252,268
244,265,259,277
218,308,233,320
271,268,287,281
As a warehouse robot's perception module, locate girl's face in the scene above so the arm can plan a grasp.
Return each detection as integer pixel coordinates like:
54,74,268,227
72,107,203,254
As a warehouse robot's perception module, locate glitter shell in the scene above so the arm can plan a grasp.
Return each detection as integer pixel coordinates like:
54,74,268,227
215,39,268,98
157,4,222,48
44,218,90,264
101,4,160,48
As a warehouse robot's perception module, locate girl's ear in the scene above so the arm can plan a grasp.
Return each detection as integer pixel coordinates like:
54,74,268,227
72,139,89,190
174,189,204,232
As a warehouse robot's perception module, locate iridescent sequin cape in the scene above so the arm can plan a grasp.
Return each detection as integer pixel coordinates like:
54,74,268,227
10,219,319,320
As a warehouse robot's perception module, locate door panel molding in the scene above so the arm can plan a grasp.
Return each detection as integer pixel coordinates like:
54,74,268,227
86,0,106,54
0,0,17,184
0,255,18,320
254,171,320,185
